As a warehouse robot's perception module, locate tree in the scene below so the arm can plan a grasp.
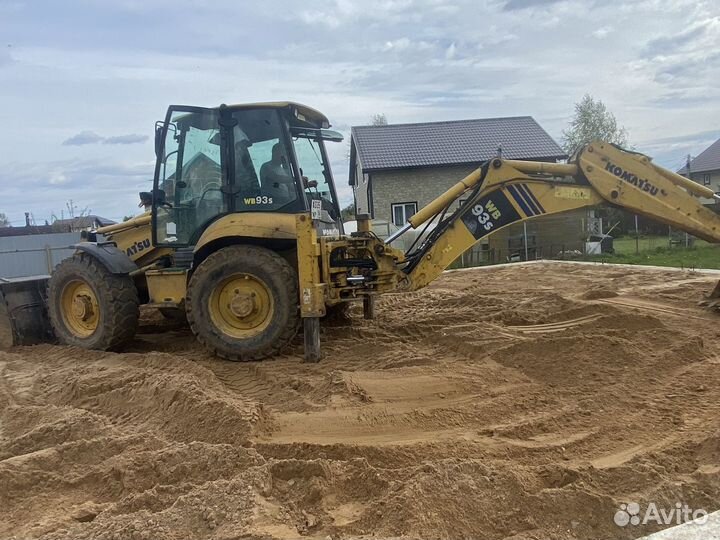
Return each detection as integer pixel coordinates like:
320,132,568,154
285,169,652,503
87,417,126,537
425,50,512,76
0,213,10,227
562,94,629,155
347,113,389,161
370,113,388,126
50,199,91,224
341,202,356,221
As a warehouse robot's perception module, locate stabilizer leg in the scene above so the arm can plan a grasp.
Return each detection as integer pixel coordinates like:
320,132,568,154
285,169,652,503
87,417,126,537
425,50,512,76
363,296,375,320
303,317,321,363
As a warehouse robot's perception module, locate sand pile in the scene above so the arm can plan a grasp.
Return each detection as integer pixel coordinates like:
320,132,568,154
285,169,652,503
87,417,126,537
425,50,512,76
2,263,720,539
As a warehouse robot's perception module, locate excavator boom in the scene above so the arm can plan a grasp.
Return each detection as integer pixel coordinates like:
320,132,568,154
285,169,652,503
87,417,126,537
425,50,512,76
397,141,720,290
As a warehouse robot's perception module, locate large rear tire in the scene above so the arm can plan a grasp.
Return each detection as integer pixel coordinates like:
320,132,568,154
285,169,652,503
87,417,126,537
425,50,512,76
186,245,299,361
47,253,139,350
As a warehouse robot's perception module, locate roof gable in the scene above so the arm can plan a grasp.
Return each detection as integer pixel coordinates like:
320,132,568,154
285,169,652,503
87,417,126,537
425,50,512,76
351,116,566,171
678,137,720,175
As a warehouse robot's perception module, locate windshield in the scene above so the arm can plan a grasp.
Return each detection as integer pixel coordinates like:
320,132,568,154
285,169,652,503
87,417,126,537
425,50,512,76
155,108,225,244
293,136,338,219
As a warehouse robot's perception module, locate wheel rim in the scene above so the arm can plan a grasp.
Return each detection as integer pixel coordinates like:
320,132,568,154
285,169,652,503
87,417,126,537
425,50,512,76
60,279,100,337
208,273,274,339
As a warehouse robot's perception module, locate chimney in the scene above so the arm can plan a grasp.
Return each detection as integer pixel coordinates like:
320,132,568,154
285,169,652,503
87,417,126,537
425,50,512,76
25,212,30,227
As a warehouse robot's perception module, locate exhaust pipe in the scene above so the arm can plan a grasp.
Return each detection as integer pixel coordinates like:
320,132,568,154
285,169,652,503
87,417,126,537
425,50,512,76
0,276,55,349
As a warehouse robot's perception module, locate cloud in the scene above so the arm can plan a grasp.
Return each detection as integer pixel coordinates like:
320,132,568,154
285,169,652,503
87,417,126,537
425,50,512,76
103,134,149,145
502,0,565,11
0,48,13,67
0,157,154,225
1,0,720,223
62,131,149,146
592,26,611,39
62,131,104,146
642,23,708,58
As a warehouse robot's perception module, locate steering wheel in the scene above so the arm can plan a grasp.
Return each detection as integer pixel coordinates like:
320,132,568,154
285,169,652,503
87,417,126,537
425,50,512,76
198,181,223,205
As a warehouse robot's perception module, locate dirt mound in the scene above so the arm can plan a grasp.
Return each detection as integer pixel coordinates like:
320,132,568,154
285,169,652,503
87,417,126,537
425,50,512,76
2,263,720,539
581,286,619,299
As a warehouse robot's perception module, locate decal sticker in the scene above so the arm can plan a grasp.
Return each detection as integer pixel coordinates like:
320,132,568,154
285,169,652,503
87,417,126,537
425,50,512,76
554,186,592,200
507,184,546,216
126,238,151,257
242,195,274,205
311,199,322,220
460,190,521,240
604,161,660,196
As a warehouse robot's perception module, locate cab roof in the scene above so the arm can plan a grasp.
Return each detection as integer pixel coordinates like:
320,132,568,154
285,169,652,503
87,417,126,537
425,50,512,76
223,101,330,129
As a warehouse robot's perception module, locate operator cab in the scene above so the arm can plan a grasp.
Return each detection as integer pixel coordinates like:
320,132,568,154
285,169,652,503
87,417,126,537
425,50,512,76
152,102,343,246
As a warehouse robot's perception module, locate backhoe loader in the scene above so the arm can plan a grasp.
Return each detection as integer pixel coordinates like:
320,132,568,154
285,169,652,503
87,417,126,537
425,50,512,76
2,101,720,362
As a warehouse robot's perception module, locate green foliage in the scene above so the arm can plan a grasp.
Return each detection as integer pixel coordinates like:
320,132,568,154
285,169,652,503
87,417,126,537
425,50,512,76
562,94,629,155
585,237,720,269
341,202,356,221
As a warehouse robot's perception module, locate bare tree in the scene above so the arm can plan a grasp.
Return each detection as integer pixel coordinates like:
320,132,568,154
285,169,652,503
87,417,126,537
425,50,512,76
347,113,390,161
51,199,91,224
0,212,10,227
562,94,629,155
370,113,388,126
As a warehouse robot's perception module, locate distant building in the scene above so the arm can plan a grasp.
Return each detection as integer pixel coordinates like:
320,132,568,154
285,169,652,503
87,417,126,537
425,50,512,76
348,116,588,260
51,215,116,232
0,225,55,238
679,137,720,205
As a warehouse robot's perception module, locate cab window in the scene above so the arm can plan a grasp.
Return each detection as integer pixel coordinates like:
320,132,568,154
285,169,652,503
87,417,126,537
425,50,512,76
156,109,225,245
231,109,301,212
293,136,338,219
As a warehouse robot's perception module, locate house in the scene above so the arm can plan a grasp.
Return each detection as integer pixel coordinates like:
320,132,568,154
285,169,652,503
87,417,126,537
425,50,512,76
51,215,116,232
679,137,720,204
0,224,56,238
349,116,586,260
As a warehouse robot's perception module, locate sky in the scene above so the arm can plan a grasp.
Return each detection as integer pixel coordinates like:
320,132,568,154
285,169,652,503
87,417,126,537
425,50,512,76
0,0,718,226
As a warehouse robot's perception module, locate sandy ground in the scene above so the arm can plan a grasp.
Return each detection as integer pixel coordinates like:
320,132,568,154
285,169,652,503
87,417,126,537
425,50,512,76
2,262,720,540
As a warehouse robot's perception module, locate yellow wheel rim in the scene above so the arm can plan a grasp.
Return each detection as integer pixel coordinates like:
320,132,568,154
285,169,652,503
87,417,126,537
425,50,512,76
60,279,100,337
208,273,274,339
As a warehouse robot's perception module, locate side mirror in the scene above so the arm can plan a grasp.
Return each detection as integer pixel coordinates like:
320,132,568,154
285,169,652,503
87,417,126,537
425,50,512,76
154,121,165,158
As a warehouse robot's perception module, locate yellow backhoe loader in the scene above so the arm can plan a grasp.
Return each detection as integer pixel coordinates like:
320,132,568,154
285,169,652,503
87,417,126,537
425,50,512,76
2,102,720,362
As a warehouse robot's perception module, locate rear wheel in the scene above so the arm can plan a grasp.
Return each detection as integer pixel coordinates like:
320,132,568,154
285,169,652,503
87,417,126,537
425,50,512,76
48,253,139,350
186,245,299,361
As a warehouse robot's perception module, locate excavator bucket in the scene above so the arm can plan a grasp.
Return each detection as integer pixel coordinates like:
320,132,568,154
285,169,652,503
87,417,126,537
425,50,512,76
0,276,55,349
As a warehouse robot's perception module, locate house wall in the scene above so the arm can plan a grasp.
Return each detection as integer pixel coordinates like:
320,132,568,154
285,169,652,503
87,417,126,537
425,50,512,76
689,170,720,205
369,164,478,224
366,164,588,260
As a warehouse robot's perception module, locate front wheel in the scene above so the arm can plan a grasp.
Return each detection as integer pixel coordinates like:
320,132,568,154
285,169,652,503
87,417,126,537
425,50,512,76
186,245,299,361
47,253,139,350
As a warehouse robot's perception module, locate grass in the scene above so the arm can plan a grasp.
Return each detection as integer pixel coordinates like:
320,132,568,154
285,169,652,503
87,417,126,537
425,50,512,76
581,235,720,270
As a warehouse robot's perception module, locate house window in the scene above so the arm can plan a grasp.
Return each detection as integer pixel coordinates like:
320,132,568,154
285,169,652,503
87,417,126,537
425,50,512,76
391,202,417,226
703,174,711,186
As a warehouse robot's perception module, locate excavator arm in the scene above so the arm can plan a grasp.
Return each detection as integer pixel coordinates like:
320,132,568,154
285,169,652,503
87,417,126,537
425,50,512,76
391,141,720,290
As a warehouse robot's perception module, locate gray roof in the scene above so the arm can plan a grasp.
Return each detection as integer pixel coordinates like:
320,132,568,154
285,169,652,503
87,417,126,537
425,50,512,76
352,116,566,172
52,215,116,230
678,137,720,175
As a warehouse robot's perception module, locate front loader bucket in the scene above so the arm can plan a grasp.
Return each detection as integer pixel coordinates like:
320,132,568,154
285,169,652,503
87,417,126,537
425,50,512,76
0,276,55,349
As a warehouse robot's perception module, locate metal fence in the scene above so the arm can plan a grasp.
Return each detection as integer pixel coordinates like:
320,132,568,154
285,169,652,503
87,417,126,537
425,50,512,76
0,232,80,278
